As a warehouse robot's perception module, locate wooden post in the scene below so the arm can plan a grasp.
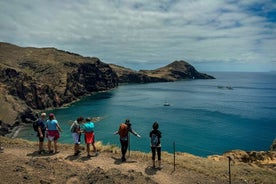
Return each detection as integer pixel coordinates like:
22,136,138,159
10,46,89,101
173,142,176,171
128,133,130,157
228,156,231,184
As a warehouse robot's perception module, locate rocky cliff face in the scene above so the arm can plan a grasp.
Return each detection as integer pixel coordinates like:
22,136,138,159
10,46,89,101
0,42,118,135
0,42,214,136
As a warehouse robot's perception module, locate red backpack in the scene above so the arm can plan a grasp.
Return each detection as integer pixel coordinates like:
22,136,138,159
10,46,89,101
118,123,128,138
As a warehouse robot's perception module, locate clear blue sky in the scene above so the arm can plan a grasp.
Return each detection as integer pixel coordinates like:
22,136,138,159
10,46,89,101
0,0,275,72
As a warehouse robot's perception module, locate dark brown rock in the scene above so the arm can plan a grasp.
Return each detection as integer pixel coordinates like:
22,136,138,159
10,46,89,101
0,42,118,135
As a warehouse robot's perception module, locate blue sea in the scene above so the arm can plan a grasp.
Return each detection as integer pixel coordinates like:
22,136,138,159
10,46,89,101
17,72,276,157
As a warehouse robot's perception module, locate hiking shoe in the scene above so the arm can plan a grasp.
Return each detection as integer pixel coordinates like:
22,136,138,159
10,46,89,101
38,150,46,154
121,157,126,162
74,151,81,156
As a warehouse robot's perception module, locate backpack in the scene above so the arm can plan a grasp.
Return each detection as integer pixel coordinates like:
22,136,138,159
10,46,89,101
151,133,159,147
33,119,39,132
118,123,128,138
70,121,78,133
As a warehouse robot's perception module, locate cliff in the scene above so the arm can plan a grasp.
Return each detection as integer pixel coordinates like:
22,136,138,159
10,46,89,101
0,42,214,136
0,42,118,135
110,61,214,83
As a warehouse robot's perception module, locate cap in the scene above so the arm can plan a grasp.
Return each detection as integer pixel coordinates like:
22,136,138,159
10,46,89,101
41,113,46,117
49,113,54,117
125,119,131,125
86,117,91,122
77,116,84,122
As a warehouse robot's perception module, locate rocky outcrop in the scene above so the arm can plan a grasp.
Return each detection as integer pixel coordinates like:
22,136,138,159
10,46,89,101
0,42,118,135
218,141,276,165
0,42,214,136
110,60,214,83
109,64,168,83
66,61,118,98
141,60,215,81
271,139,276,151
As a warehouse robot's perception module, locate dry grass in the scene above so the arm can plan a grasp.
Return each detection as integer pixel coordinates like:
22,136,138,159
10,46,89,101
1,136,276,184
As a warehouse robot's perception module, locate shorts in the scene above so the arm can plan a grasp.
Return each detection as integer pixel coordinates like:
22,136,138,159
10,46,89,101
72,133,81,144
37,131,45,142
85,132,95,144
46,130,60,141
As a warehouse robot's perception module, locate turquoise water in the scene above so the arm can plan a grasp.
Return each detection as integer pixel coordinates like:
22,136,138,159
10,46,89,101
17,72,276,157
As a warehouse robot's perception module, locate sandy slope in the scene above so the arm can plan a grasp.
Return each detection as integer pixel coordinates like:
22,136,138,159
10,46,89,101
0,137,276,184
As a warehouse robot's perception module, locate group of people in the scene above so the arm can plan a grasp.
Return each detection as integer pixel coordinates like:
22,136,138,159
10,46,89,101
35,113,162,169
70,116,98,157
36,113,98,157
36,113,62,154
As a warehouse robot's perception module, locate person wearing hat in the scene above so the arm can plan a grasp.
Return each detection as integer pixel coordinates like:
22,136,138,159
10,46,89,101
46,113,62,154
114,119,141,162
37,112,47,154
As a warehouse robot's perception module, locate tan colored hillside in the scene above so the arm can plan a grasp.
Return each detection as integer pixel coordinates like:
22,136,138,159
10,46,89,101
0,136,276,184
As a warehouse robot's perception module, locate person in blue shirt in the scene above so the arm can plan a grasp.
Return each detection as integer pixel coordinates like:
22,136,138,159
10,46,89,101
46,113,62,154
82,117,98,157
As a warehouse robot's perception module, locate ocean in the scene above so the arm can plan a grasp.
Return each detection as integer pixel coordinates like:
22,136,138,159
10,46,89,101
17,72,276,157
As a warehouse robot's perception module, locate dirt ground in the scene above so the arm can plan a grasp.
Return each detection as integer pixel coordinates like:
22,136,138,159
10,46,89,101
0,137,275,184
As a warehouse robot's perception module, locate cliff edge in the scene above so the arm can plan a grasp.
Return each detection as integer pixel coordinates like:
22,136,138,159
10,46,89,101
0,137,275,184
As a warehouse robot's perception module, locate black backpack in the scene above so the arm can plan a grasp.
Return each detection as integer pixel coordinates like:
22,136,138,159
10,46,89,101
151,133,159,147
33,119,39,132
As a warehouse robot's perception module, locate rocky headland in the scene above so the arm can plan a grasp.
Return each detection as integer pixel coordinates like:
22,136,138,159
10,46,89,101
0,42,214,136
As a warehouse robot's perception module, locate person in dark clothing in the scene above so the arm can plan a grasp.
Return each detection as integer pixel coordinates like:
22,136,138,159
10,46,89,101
114,119,141,162
149,121,162,168
37,112,47,154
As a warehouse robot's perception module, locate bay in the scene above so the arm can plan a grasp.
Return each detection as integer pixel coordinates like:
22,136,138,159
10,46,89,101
17,72,276,157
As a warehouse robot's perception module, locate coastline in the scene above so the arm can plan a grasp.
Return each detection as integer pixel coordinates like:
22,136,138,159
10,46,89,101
7,124,28,138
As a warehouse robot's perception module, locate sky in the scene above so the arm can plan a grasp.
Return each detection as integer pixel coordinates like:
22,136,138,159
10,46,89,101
0,0,275,72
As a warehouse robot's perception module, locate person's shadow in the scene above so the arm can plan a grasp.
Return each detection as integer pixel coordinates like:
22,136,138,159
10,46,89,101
65,154,81,161
111,156,122,165
26,151,52,157
111,156,137,165
145,166,158,175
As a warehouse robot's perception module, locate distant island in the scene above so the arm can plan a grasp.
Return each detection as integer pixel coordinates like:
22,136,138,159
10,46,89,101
0,42,214,136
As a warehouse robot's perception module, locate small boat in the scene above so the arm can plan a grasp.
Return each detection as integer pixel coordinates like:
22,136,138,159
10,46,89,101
217,85,233,90
225,86,233,90
163,102,170,106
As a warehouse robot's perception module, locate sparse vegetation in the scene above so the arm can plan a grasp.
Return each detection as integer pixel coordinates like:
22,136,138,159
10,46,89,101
0,136,275,184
